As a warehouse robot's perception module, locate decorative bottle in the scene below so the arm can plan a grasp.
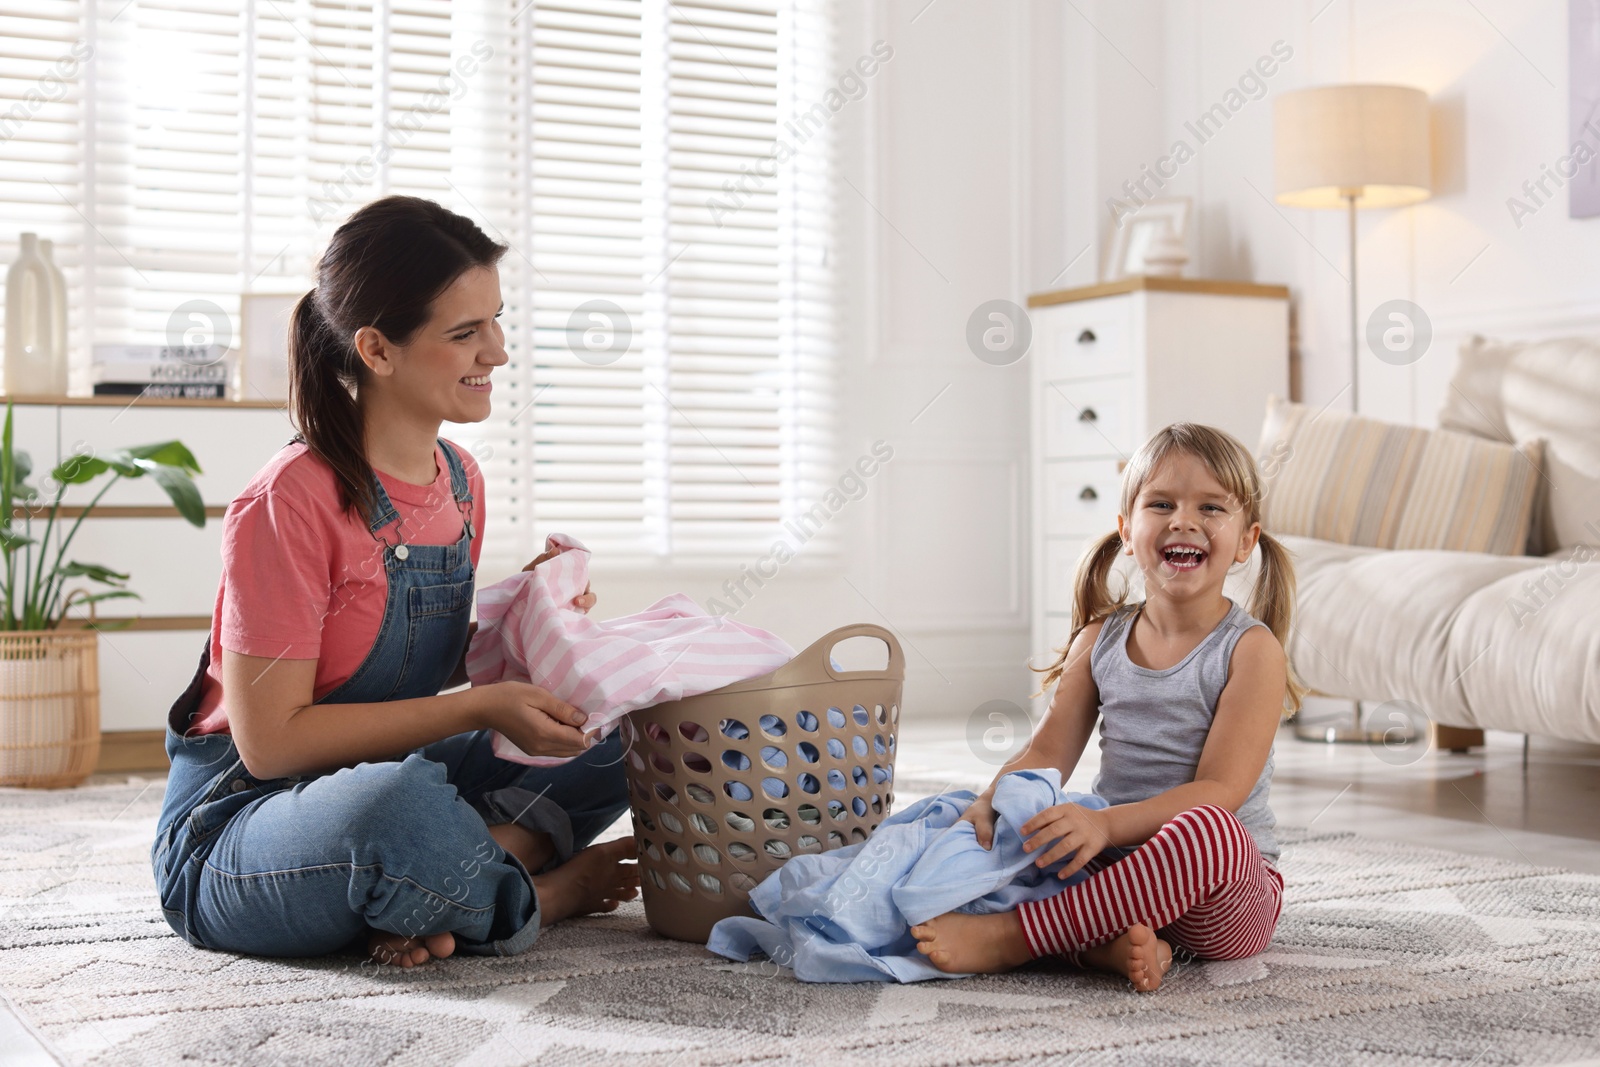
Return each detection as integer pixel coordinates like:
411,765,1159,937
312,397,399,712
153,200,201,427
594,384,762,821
38,239,68,394
4,233,58,396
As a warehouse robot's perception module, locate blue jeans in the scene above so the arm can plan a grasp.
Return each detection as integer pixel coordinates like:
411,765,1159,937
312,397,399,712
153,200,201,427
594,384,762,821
150,723,629,957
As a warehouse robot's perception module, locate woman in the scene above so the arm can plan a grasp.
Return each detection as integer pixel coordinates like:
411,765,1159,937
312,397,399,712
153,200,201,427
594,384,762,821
150,195,639,968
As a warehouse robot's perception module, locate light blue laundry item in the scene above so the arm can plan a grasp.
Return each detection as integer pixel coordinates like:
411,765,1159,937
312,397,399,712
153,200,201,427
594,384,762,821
705,768,1110,982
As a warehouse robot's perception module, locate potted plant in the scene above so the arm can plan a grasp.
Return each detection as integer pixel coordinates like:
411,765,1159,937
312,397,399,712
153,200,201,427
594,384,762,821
0,400,205,788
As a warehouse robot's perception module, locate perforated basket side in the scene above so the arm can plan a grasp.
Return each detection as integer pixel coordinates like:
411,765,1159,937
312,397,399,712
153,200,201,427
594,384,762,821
619,624,904,943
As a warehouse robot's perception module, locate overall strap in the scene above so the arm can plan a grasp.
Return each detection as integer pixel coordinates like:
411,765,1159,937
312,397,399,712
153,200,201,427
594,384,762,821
437,437,473,505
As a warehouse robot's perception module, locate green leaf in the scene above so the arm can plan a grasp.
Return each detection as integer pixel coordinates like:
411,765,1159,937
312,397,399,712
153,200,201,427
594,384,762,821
141,462,206,527
57,561,132,585
125,440,202,475
73,589,142,605
1,404,13,535
52,454,111,485
0,530,37,552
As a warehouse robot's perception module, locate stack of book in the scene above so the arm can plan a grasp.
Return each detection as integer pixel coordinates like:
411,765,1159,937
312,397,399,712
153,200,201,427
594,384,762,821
91,344,235,399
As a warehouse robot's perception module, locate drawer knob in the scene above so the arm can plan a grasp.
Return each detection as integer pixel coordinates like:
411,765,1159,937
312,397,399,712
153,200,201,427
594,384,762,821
1078,406,1098,423
1076,328,1097,344
1078,485,1098,501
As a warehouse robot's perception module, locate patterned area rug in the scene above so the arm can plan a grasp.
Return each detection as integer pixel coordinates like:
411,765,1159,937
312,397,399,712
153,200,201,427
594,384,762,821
2,774,1599,1066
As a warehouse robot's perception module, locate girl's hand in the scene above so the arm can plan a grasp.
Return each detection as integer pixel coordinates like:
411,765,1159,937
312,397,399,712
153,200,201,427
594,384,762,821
523,549,597,612
478,681,595,758
1020,802,1112,880
957,793,999,851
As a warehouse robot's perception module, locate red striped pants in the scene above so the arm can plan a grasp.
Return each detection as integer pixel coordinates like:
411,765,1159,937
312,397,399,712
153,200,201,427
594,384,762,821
1015,804,1284,964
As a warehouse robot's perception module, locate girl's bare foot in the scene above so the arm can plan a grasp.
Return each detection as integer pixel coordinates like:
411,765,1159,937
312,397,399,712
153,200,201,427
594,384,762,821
910,910,1033,974
529,836,641,925
1080,924,1172,991
367,929,456,968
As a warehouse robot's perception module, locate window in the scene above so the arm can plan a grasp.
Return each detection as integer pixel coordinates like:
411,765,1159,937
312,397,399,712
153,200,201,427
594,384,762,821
0,0,839,569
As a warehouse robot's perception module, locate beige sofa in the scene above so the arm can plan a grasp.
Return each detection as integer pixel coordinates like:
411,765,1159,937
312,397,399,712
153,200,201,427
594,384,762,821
1114,335,1600,745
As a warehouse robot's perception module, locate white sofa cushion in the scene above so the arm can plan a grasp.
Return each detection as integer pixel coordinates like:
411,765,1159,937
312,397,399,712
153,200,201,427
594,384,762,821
1274,534,1600,742
1501,337,1600,550
1438,333,1520,440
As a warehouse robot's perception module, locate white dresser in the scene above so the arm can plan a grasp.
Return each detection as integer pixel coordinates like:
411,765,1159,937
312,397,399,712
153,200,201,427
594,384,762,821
1027,278,1290,713
2,393,294,767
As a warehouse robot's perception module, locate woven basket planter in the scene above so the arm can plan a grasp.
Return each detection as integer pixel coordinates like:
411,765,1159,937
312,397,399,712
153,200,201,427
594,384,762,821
0,628,100,789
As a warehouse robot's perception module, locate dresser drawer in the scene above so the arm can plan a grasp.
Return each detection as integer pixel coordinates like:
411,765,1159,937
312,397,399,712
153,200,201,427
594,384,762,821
1036,299,1131,380
1042,376,1137,458
1041,456,1122,537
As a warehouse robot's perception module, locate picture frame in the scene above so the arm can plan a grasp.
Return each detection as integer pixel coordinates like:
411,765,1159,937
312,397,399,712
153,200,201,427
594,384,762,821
1103,197,1192,280
239,292,304,403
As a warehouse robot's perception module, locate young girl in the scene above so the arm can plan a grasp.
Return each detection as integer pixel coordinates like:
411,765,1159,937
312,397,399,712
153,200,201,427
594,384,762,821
911,422,1305,991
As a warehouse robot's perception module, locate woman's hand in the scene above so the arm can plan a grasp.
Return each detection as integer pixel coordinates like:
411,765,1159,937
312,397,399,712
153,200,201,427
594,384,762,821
476,681,595,758
523,548,597,612
957,793,999,851
1020,802,1113,880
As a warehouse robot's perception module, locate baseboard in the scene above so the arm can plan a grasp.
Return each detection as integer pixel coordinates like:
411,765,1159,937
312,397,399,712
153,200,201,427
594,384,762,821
97,730,170,773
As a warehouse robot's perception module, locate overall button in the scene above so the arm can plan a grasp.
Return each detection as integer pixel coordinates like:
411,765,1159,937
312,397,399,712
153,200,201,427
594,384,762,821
230,779,249,792
394,544,409,560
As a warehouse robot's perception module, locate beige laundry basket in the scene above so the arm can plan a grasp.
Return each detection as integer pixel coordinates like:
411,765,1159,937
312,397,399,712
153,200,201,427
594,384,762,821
618,623,905,943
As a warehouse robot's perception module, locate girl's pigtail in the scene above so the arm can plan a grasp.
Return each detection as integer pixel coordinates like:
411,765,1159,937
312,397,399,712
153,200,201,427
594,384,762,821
1250,529,1309,714
1032,529,1129,695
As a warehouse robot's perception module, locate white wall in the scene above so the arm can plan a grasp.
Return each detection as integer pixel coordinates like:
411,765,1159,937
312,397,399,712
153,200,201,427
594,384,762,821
1146,0,1600,423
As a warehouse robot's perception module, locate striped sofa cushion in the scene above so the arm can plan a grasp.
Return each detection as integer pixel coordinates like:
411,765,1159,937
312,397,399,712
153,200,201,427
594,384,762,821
1255,395,1545,555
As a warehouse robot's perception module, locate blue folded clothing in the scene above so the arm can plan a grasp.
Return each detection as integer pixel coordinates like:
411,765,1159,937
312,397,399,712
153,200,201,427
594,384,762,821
705,768,1109,982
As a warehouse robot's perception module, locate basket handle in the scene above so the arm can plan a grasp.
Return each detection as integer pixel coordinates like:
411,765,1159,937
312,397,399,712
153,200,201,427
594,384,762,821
769,623,905,685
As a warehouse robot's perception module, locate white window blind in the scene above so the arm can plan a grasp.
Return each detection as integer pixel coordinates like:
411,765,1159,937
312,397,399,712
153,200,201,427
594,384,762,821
461,0,840,568
0,0,838,569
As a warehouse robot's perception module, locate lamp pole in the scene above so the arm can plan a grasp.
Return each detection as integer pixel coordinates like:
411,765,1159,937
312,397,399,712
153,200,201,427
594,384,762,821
1347,188,1359,415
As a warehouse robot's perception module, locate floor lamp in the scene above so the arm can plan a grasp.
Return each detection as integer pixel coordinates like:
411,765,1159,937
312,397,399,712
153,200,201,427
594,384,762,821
1272,84,1432,744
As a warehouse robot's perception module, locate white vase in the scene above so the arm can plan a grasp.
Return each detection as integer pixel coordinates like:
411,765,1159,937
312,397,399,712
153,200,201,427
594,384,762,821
38,239,69,395
4,233,60,396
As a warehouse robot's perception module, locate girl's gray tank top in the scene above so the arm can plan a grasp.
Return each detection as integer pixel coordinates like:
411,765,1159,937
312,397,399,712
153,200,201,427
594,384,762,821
1089,596,1279,865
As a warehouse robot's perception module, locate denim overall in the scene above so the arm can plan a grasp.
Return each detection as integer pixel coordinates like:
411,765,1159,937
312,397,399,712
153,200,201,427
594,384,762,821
149,437,629,958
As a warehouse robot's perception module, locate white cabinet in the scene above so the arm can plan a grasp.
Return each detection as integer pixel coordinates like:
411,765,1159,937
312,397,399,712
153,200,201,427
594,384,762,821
1027,278,1289,713
2,395,292,733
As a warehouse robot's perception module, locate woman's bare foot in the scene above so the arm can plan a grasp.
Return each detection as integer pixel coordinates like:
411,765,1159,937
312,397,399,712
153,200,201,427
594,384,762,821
1080,924,1172,991
910,910,1033,974
529,836,641,926
363,832,635,966
367,929,456,968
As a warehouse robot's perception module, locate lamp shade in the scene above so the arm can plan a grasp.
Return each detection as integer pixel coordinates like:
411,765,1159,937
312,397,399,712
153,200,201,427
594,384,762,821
1274,84,1431,209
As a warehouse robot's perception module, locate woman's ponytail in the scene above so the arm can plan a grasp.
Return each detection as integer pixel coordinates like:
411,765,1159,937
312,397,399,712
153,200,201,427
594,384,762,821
287,286,376,521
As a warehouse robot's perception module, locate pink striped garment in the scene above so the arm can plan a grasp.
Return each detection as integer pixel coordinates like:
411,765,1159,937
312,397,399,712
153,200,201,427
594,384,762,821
468,533,796,766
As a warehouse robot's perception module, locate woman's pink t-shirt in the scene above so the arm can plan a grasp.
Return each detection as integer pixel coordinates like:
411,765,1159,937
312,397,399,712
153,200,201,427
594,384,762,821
186,438,486,736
